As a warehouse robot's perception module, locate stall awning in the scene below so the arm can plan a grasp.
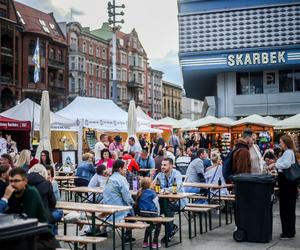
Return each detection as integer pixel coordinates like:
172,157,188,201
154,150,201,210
0,115,31,131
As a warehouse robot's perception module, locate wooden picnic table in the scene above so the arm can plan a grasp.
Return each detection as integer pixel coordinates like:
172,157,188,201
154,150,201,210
183,182,233,189
56,201,131,250
157,192,195,246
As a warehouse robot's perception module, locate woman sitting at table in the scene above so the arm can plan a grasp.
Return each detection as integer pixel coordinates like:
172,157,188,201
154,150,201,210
75,153,95,187
102,160,135,243
204,152,228,196
96,149,114,171
88,164,108,203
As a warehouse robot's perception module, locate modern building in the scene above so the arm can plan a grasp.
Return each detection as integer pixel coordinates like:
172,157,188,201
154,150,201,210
15,1,68,111
148,68,163,119
178,0,300,118
0,0,22,111
162,80,182,119
181,96,204,120
65,22,110,103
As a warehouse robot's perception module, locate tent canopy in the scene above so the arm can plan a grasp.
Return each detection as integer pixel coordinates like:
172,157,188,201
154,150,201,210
184,116,232,129
0,115,31,131
136,106,158,124
275,114,300,129
233,114,273,127
156,117,180,128
0,99,74,130
56,97,152,132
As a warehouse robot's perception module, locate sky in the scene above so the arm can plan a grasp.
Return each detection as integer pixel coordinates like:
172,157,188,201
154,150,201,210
17,0,183,85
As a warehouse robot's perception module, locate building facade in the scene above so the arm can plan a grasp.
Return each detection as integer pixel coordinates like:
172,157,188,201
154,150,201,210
162,80,182,119
65,22,110,103
178,0,300,118
181,96,204,120
0,0,22,111
15,1,68,111
148,68,163,119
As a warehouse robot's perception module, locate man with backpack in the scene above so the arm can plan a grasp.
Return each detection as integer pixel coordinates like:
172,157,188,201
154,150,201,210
223,129,254,182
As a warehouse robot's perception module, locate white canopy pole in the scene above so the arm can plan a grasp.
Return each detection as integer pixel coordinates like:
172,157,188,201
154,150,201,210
77,119,84,164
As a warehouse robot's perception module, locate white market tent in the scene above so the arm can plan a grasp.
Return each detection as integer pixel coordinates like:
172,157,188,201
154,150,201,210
156,117,180,128
274,114,300,129
136,106,158,124
183,116,232,130
264,116,280,126
0,98,75,130
233,114,273,127
56,96,158,133
177,118,192,128
218,117,235,125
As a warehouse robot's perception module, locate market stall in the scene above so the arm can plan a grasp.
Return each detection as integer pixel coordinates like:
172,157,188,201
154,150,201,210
0,115,31,150
232,114,274,154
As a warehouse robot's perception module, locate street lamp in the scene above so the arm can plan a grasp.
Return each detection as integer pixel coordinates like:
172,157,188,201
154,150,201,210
107,0,125,103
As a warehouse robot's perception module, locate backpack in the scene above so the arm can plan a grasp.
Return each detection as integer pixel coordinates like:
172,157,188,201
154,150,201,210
222,144,248,182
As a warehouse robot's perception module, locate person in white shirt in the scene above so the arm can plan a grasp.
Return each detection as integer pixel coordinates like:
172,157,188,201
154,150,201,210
88,164,108,203
267,135,298,240
94,134,108,163
0,132,7,157
165,146,175,163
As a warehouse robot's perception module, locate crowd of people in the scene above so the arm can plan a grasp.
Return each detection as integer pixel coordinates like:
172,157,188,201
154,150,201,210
0,129,298,249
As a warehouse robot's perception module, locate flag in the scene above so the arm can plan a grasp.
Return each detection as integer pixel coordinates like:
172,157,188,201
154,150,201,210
32,37,40,83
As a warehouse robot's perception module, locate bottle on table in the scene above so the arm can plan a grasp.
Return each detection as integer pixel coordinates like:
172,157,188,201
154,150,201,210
172,178,177,194
155,178,161,194
218,177,222,186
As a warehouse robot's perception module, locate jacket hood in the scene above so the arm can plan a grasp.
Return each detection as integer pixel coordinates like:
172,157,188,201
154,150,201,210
234,139,249,149
27,172,45,186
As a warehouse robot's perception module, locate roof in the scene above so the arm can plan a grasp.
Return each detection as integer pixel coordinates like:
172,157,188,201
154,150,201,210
162,80,183,90
274,114,300,129
14,1,66,44
90,22,113,41
233,114,273,127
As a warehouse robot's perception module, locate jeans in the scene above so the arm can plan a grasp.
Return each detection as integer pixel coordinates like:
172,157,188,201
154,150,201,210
159,199,179,237
140,212,161,243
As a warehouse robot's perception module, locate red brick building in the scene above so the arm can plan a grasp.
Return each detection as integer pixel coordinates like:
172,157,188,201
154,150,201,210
0,0,22,111
66,22,110,102
14,1,68,111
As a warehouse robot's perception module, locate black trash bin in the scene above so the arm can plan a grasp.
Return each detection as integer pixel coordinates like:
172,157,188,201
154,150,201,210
0,214,48,250
232,174,276,243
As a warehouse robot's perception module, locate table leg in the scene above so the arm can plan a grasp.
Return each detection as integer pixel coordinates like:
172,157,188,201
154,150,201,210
178,199,182,243
93,193,96,204
218,189,221,227
92,212,96,250
113,213,116,250
188,211,191,239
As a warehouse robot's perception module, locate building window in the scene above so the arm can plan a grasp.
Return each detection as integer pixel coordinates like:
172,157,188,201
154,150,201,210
236,72,263,95
102,67,107,79
279,70,293,93
82,42,86,53
294,70,300,91
102,48,106,58
0,9,6,18
70,32,78,51
49,48,55,59
71,56,75,70
71,78,75,93
89,81,93,96
96,65,100,78
102,84,107,98
122,69,127,81
96,47,100,58
57,50,63,62
89,63,93,75
89,44,93,55
28,40,36,56
96,84,100,97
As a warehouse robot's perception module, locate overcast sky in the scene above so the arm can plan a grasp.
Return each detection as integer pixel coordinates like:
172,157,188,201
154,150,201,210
17,0,183,85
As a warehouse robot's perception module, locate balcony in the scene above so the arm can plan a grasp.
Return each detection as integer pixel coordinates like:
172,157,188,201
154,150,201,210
128,80,143,88
130,64,144,71
48,58,65,69
49,80,65,93
0,75,13,84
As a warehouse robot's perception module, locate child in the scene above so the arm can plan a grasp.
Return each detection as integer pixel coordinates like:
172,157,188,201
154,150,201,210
136,177,161,248
88,164,108,203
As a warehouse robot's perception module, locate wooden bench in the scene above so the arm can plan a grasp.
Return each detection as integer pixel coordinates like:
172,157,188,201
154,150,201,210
187,203,220,209
56,235,106,250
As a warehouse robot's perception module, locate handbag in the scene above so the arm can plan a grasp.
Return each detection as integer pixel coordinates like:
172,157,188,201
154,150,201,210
283,154,300,183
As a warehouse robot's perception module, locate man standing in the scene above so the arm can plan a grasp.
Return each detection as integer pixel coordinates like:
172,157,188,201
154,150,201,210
94,134,107,163
185,148,208,193
232,129,253,174
153,158,186,242
127,137,142,158
168,132,180,155
153,133,165,157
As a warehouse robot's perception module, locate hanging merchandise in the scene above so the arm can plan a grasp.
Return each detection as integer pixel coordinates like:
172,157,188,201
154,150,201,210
221,132,231,157
258,131,271,155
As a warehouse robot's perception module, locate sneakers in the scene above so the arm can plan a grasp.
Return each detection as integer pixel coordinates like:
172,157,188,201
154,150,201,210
170,224,179,239
280,233,294,240
142,242,149,248
124,237,136,245
152,243,161,248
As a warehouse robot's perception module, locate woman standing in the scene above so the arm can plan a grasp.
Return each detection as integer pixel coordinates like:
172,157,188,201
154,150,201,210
268,135,298,239
40,150,52,166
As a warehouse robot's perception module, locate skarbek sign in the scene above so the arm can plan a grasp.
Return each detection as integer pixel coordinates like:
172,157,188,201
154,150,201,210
227,51,286,66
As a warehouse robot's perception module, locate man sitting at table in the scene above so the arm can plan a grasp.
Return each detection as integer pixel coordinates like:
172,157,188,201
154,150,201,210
185,148,208,194
137,150,155,177
0,167,60,249
102,160,135,244
153,158,187,242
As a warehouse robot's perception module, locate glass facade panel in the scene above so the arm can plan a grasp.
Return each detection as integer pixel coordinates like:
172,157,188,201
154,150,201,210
279,70,293,92
236,72,249,95
294,70,300,92
249,72,263,94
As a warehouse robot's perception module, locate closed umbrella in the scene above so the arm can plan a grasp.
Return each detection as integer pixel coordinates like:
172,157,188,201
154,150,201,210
124,100,141,152
35,91,53,164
